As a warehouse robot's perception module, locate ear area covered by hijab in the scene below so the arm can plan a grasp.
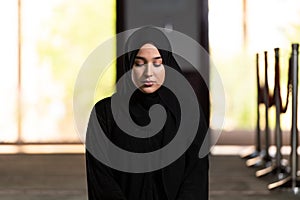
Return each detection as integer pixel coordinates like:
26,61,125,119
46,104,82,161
116,26,184,128
118,26,184,99
123,26,182,73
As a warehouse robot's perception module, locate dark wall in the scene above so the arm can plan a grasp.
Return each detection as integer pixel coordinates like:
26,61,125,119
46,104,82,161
116,0,210,124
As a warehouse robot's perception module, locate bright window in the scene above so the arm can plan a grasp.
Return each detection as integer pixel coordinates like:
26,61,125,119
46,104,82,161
0,0,116,143
209,0,300,131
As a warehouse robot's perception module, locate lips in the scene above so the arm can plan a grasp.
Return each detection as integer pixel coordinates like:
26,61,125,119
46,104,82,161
142,80,155,86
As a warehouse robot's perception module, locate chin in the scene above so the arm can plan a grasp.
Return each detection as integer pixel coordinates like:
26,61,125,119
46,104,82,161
140,86,159,94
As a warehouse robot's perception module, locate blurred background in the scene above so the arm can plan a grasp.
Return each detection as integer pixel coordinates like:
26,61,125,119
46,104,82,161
1,0,115,145
2,0,300,146
1,0,300,199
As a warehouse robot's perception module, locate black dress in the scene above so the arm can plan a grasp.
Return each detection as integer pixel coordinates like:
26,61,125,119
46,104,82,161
86,89,209,200
85,26,209,200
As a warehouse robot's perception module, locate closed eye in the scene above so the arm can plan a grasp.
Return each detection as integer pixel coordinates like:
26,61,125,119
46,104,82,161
134,62,145,67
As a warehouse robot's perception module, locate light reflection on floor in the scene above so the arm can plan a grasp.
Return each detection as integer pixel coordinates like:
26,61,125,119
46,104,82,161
0,144,85,154
211,145,300,156
0,144,299,155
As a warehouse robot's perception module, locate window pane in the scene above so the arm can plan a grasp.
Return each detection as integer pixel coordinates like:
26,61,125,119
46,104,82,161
0,1,18,142
209,0,300,130
21,0,116,142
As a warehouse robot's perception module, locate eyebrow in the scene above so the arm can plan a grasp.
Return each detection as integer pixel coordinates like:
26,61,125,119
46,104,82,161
135,56,162,61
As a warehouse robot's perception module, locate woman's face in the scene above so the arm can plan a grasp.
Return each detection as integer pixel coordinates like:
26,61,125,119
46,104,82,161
131,43,165,93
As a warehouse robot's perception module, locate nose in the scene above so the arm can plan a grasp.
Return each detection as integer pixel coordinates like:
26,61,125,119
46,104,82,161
145,63,153,77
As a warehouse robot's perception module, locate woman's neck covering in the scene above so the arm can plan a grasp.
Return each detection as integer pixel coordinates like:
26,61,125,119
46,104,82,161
111,26,183,153
118,26,183,122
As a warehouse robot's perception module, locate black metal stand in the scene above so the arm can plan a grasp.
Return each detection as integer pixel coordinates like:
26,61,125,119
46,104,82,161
241,54,262,160
268,44,300,194
246,52,273,168
256,48,289,178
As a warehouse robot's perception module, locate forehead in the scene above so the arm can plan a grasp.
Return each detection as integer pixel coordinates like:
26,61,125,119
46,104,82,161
136,43,161,57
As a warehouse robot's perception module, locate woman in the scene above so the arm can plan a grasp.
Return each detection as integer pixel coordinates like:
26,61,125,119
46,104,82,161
86,26,209,200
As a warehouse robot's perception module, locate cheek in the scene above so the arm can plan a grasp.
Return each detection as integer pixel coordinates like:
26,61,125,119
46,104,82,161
131,71,137,83
157,68,165,83
131,68,142,85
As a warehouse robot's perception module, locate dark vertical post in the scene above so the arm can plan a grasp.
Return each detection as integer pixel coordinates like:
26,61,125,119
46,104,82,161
198,0,210,125
274,48,283,170
256,53,261,152
249,51,272,168
268,44,300,191
116,0,125,82
241,53,262,160
255,48,290,178
290,43,299,190
264,51,270,159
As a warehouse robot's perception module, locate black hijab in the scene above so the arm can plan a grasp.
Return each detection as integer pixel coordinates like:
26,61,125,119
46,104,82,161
86,26,208,200
111,26,183,154
93,26,182,200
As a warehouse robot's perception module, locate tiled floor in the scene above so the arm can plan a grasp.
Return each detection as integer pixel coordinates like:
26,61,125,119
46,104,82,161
1,153,300,200
0,154,86,200
210,155,300,200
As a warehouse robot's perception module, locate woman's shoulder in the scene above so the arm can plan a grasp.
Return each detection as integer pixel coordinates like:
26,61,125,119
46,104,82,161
92,96,114,128
94,96,111,108
93,96,113,116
